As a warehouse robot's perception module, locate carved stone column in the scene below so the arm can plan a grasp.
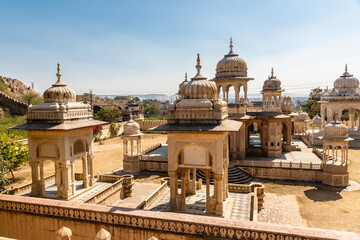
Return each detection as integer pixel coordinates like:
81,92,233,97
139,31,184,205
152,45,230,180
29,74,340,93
82,155,89,188
214,174,224,216
168,171,177,211
30,162,40,196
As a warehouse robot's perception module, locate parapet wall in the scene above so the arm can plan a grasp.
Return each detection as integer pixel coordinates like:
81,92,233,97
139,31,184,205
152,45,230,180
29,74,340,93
0,91,28,115
0,194,358,240
136,119,167,131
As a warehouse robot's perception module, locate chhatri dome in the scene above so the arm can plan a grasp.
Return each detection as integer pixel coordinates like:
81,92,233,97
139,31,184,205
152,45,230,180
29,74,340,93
334,64,359,93
183,54,217,99
43,64,76,104
263,68,281,91
178,72,189,95
323,121,349,140
312,115,322,125
215,37,248,79
123,119,142,136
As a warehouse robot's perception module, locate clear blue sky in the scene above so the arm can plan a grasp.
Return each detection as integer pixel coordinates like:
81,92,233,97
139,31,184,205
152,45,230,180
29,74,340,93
1,0,360,97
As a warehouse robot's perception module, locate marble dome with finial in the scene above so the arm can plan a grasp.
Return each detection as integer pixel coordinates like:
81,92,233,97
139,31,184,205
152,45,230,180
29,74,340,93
323,121,349,140
215,38,248,79
183,54,217,99
312,115,322,125
43,64,76,104
334,64,359,92
123,119,142,136
178,72,189,95
263,68,281,91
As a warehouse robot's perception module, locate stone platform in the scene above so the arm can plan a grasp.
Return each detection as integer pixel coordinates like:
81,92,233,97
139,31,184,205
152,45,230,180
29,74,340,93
148,187,252,221
20,180,112,201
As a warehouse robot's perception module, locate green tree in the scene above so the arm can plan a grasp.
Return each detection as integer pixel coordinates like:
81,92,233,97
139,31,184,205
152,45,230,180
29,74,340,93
301,87,323,119
0,155,10,191
22,93,40,105
0,133,29,182
94,107,122,123
134,97,140,102
143,99,161,118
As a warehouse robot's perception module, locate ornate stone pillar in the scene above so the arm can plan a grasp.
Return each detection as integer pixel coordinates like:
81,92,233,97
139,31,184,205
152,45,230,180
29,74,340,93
88,153,94,186
205,170,210,213
321,106,326,128
39,160,45,196
235,85,239,104
222,87,226,101
214,174,224,216
131,140,134,156
71,160,75,194
244,83,248,102
349,109,355,128
180,169,186,211
168,171,177,210
30,162,40,196
83,155,89,188
58,163,72,199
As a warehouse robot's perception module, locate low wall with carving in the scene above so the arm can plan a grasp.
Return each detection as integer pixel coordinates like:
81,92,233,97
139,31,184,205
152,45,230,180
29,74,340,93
238,160,323,182
0,194,358,240
136,119,167,131
0,91,28,115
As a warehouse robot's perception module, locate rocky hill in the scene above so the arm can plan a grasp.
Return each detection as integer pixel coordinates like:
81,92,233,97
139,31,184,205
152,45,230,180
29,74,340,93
0,76,38,116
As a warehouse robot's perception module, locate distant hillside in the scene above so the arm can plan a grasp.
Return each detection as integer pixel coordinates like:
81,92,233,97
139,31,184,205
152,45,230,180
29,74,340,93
0,76,39,116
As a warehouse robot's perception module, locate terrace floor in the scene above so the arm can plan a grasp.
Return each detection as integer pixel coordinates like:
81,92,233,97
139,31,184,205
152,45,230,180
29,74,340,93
148,187,252,221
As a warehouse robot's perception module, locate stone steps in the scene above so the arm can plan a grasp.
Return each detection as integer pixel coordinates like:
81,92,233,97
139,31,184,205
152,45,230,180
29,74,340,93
196,166,253,185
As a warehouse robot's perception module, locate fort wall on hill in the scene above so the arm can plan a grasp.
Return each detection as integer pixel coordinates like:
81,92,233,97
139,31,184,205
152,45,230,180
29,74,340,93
0,91,28,115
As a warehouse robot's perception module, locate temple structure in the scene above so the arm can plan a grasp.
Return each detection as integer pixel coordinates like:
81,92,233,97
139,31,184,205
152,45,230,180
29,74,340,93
12,64,105,199
321,121,352,186
155,54,242,216
211,39,292,159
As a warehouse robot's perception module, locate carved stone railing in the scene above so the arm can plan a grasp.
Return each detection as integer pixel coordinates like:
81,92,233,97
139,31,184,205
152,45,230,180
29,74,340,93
83,179,124,204
237,159,322,170
141,143,162,155
136,181,168,210
2,174,55,195
97,174,123,183
1,194,358,240
300,135,311,148
141,155,168,162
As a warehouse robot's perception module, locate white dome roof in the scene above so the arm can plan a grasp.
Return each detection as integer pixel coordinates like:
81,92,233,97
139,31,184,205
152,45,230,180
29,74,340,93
215,38,247,79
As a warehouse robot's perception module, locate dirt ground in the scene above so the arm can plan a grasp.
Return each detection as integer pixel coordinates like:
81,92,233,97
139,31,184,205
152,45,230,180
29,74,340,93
260,146,360,233
7,135,360,233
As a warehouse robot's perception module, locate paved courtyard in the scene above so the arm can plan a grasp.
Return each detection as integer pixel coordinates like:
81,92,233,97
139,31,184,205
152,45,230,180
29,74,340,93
258,193,307,227
246,138,322,165
144,145,168,157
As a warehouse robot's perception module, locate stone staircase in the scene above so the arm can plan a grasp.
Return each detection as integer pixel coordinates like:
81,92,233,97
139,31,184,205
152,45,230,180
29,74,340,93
196,165,253,184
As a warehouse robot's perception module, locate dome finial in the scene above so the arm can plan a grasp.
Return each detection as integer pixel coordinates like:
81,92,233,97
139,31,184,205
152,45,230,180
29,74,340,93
56,63,62,81
271,67,274,78
54,63,66,86
185,72,188,81
196,53,202,73
345,63,348,73
230,37,233,52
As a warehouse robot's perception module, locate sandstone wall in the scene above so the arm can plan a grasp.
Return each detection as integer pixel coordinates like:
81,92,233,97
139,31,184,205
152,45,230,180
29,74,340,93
0,194,358,240
136,119,167,131
0,91,28,115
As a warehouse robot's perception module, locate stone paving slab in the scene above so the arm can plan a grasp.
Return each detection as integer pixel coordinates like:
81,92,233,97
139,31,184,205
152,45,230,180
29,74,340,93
145,145,168,157
112,183,160,208
258,193,307,227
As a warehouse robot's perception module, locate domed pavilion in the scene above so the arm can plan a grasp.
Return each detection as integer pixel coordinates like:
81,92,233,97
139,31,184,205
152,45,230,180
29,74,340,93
320,64,360,137
155,54,242,216
321,121,352,186
12,64,106,199
211,38,254,104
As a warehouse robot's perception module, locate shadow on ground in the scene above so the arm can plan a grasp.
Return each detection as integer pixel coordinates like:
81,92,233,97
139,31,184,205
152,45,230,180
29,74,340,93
304,187,343,202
